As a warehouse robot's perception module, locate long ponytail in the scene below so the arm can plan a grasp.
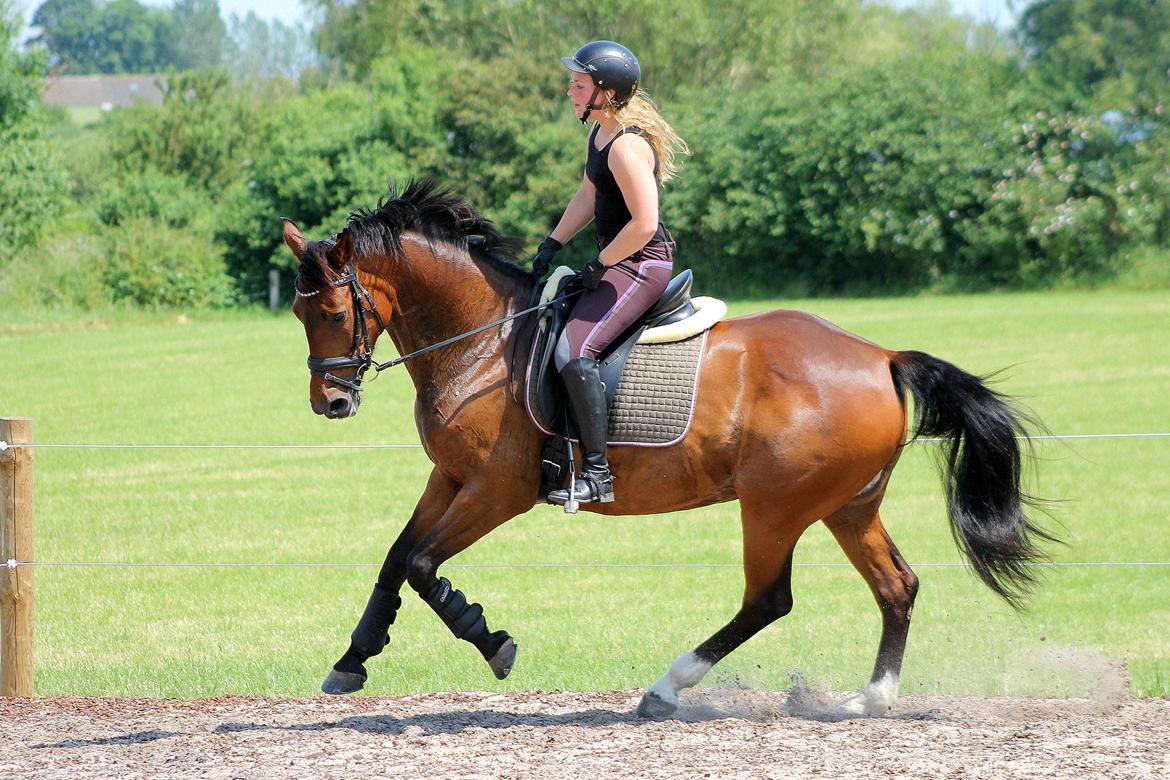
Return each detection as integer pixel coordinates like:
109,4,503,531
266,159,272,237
610,90,690,185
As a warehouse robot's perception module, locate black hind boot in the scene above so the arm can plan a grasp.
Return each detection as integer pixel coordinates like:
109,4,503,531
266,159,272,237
548,357,615,505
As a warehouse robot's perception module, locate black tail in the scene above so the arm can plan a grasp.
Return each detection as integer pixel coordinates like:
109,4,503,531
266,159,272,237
890,351,1057,609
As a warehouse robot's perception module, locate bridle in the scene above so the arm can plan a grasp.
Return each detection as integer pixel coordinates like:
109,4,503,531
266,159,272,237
299,261,583,394
298,261,386,394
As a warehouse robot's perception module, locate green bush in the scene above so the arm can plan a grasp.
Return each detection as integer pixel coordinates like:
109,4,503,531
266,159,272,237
966,110,1124,285
668,51,1144,294
0,7,70,248
0,224,107,310
0,123,70,248
106,69,257,191
94,167,219,235
1123,123,1170,246
101,217,237,308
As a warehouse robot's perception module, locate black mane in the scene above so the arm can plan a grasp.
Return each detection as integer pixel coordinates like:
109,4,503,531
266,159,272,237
297,180,529,294
346,180,527,278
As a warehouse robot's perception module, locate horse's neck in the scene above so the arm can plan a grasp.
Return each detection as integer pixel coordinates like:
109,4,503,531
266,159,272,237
375,235,528,391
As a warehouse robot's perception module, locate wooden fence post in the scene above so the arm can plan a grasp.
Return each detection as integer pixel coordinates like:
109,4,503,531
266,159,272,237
1,417,34,697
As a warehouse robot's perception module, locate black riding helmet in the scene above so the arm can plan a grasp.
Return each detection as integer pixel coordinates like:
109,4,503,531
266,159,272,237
562,40,640,121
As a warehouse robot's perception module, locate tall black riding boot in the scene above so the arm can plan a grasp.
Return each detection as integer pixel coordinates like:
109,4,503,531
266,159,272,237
548,357,615,505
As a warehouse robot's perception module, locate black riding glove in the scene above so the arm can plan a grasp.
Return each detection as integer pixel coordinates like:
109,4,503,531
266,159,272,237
531,236,563,277
580,257,608,290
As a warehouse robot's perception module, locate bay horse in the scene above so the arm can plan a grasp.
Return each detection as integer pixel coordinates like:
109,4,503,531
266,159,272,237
283,180,1054,717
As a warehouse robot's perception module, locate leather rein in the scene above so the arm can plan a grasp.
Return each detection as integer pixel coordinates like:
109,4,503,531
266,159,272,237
298,261,580,393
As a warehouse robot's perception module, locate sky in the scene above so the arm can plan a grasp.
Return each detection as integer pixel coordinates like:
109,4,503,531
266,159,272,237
888,0,1018,28
207,0,1020,31
15,0,1021,39
185,0,314,27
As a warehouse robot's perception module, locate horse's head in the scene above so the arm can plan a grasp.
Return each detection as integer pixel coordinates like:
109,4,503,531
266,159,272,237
283,218,390,419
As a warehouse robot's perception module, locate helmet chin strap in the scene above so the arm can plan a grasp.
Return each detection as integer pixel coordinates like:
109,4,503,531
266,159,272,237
579,86,601,124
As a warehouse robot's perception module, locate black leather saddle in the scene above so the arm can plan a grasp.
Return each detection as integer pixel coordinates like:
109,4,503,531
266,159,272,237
524,269,695,439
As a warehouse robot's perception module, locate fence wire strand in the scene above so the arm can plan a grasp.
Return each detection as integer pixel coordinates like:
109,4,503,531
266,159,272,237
7,559,1170,570
3,431,1167,574
2,432,1169,450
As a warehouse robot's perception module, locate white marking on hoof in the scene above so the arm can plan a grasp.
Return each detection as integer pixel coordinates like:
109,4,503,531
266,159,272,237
836,672,900,716
643,652,712,715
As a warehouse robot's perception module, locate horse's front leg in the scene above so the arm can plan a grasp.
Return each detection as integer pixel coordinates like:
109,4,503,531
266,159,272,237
322,467,459,694
402,479,530,681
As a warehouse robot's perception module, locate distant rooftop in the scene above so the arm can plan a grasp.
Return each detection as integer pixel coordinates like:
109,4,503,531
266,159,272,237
43,74,166,109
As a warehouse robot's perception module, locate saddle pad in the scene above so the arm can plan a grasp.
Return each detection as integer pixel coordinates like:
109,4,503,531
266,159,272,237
608,330,707,446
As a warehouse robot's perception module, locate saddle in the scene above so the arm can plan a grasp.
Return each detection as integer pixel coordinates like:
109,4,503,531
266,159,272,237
522,268,715,500
524,268,695,436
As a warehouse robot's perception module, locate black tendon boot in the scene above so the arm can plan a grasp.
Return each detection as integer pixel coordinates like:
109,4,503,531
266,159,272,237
549,357,615,504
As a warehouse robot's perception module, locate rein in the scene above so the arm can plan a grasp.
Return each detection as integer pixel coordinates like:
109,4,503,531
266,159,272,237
304,263,581,393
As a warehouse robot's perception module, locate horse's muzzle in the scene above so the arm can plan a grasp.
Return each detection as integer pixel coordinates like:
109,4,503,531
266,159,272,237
316,390,361,419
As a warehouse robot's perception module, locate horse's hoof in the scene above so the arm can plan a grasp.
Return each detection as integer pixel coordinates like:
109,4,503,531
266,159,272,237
321,669,366,695
635,690,678,719
834,693,867,716
835,691,895,717
488,637,518,680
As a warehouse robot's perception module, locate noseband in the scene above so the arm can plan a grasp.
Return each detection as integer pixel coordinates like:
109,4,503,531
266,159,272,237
300,262,387,393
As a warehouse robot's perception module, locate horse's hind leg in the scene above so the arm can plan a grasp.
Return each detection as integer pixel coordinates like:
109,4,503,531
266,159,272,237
823,499,919,716
636,520,803,719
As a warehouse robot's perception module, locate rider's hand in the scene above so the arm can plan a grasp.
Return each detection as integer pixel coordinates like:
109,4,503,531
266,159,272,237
531,236,563,277
580,257,607,290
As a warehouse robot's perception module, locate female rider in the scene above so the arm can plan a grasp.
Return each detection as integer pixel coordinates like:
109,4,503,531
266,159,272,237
532,40,689,506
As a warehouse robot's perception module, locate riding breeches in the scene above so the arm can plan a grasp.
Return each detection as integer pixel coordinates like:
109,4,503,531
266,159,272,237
554,237,675,371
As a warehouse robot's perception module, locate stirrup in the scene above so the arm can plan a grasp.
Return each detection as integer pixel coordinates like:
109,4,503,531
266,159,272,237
548,471,615,509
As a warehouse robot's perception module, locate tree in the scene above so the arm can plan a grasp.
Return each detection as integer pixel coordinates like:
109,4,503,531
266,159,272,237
225,11,317,82
30,0,100,72
32,0,224,74
92,0,174,74
0,0,69,247
306,0,865,94
107,68,255,188
32,0,175,74
1017,0,1170,114
171,0,227,70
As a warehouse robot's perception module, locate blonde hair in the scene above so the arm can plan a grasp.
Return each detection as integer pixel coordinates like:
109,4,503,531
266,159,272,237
607,90,690,185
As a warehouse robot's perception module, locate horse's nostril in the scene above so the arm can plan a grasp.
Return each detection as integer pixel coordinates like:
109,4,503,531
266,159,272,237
329,397,351,417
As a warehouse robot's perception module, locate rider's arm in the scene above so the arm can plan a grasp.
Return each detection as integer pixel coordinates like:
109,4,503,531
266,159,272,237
549,172,596,245
598,134,659,265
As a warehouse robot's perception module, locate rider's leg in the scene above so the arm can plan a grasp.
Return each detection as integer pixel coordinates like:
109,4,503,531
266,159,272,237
549,355,614,504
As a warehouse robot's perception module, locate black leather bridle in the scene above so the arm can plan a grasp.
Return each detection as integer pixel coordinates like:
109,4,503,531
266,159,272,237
298,262,582,394
298,262,387,393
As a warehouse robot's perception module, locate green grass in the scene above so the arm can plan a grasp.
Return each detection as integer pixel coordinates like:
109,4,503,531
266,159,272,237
2,290,1168,698
64,106,104,127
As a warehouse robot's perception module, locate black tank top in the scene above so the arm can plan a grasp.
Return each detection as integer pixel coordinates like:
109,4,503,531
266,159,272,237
586,124,668,246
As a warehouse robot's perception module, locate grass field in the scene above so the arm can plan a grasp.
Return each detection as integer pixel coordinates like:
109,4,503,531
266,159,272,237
1,290,1168,698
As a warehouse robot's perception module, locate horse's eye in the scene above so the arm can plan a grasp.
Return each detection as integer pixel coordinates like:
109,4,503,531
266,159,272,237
332,311,346,323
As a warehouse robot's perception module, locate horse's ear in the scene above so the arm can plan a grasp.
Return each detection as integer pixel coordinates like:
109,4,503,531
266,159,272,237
328,231,353,270
282,217,307,259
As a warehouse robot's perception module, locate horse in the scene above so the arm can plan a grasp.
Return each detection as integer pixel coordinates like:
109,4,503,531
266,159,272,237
282,180,1055,718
